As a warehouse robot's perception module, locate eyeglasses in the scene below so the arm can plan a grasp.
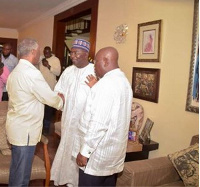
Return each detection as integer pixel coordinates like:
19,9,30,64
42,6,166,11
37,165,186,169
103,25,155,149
69,51,85,56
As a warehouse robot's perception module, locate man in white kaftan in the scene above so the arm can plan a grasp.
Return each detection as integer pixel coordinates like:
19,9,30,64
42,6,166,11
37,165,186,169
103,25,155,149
51,39,94,186
74,47,133,187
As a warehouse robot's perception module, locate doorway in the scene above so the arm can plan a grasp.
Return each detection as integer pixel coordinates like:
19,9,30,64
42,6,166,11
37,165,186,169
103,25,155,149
64,14,91,67
53,0,98,71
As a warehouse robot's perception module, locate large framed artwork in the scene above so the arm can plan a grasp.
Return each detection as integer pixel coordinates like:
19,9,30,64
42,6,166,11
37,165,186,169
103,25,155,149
132,67,160,103
186,0,199,113
136,20,161,62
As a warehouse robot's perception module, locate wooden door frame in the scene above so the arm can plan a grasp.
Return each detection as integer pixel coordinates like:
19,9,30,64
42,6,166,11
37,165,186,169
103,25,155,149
53,0,98,68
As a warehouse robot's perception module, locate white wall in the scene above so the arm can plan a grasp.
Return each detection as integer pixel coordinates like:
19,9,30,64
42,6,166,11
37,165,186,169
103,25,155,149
96,0,199,158
18,0,86,53
0,28,18,38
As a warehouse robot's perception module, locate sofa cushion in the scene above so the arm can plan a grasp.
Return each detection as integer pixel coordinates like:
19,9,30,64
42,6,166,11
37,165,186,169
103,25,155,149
0,116,11,154
168,143,199,187
0,101,8,116
116,157,181,186
0,101,10,155
160,180,185,186
0,154,46,184
1,149,11,156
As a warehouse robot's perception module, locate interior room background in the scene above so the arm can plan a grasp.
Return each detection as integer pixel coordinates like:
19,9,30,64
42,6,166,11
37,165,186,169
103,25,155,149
0,0,198,158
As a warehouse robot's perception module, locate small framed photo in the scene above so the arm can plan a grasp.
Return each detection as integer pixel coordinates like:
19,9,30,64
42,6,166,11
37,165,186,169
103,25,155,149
132,67,160,103
139,118,154,144
136,20,161,62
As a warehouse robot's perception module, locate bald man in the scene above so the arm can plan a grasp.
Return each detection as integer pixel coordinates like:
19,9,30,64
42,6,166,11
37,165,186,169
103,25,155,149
73,47,133,187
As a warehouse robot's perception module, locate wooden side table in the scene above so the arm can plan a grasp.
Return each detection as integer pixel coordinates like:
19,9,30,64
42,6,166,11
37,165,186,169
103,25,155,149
125,140,159,162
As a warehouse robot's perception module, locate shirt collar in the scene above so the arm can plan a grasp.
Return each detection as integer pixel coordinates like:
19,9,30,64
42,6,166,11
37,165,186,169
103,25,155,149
19,59,37,69
104,68,121,77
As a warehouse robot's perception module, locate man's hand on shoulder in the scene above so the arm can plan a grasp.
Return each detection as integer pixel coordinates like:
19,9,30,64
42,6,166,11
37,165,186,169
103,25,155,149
85,74,98,88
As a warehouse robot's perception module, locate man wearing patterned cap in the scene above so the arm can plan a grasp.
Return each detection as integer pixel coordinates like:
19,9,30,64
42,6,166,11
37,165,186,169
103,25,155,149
51,38,95,187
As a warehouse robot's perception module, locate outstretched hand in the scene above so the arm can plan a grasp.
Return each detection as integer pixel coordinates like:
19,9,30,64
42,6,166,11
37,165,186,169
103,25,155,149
85,74,98,88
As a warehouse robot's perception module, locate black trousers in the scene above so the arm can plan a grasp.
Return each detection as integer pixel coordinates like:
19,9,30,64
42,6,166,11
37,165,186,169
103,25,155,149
43,105,54,132
79,169,118,187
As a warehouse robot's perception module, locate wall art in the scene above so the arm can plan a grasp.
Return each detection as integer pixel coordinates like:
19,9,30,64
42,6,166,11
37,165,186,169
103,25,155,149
132,67,160,103
186,0,199,113
136,20,161,62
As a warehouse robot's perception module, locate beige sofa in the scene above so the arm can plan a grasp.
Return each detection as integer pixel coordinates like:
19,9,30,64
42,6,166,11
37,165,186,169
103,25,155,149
117,135,199,186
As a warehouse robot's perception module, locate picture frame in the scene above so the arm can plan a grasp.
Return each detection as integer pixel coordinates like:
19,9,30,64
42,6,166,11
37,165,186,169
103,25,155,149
132,67,160,103
185,0,199,114
139,118,154,144
136,20,161,62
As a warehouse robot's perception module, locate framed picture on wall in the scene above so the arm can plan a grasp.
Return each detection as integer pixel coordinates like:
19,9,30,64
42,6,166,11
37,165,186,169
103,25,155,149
132,67,160,103
185,0,199,114
136,20,161,62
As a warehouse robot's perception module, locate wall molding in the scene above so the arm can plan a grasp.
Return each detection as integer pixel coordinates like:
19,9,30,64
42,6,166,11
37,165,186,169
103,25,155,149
18,0,86,31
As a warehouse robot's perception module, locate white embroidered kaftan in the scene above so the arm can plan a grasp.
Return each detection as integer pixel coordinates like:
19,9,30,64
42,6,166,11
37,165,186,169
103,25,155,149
72,69,133,176
51,63,94,186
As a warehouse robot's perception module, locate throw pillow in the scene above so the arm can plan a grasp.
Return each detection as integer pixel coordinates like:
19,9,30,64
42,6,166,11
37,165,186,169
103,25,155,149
0,116,11,151
1,148,11,155
168,143,199,187
0,101,8,117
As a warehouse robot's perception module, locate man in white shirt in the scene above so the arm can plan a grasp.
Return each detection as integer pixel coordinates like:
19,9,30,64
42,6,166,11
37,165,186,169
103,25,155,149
1,43,18,100
6,38,64,186
39,46,61,134
73,47,133,187
51,39,95,187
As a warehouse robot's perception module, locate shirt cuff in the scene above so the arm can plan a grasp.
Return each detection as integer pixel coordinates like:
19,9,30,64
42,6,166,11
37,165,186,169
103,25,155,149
80,144,94,158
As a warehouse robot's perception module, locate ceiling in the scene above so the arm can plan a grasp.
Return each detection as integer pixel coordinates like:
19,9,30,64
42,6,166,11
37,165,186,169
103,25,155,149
0,0,69,29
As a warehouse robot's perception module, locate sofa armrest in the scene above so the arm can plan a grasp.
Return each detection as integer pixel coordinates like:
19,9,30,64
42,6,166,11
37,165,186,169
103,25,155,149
117,157,181,186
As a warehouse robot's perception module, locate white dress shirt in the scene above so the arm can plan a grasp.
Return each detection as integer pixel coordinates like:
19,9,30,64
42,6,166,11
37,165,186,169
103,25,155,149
6,59,63,146
72,68,133,176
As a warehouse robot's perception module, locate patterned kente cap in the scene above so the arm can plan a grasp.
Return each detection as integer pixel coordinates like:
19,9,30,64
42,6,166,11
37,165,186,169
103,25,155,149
72,39,90,52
